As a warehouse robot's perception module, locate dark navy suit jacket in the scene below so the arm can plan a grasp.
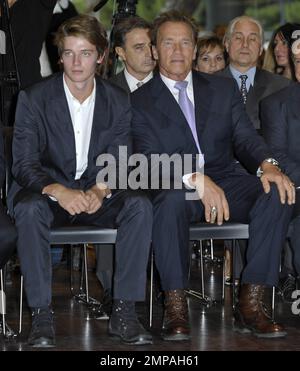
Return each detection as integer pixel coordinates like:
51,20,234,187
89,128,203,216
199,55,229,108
9,73,131,209
0,125,4,188
131,70,271,184
261,83,300,187
109,70,131,94
219,67,290,130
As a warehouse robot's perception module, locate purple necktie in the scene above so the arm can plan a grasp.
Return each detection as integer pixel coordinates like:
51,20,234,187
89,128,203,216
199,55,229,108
174,81,204,167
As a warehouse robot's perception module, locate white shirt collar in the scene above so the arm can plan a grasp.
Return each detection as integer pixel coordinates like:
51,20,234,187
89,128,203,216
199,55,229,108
63,75,96,106
124,68,153,92
160,71,193,93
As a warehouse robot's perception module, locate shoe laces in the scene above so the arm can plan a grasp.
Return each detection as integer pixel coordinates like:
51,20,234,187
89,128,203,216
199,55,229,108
112,300,137,321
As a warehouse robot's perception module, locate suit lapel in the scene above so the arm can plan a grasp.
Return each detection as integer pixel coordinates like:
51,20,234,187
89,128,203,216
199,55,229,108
247,69,266,107
87,78,108,165
150,73,213,151
151,74,193,135
192,71,213,139
48,74,76,171
290,84,300,118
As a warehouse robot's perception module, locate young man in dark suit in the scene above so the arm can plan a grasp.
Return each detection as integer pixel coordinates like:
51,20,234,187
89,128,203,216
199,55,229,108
9,15,153,348
131,10,295,341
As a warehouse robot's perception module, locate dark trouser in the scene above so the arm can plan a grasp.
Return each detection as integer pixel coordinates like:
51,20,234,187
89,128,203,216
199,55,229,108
95,244,114,293
152,174,292,291
288,193,300,276
0,205,17,269
13,190,152,308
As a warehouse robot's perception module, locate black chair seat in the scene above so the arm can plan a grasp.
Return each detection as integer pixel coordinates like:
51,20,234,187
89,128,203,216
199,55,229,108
49,222,249,246
189,222,249,240
49,226,117,245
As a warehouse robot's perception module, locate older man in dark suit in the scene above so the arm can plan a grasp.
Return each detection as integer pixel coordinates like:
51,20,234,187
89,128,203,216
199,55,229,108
219,15,290,131
109,16,155,93
131,10,295,341
261,44,300,300
9,15,152,348
95,16,156,315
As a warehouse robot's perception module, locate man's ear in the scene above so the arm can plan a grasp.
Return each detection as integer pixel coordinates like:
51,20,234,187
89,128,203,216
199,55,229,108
193,45,197,61
115,46,126,61
152,45,159,61
97,52,106,65
224,39,229,53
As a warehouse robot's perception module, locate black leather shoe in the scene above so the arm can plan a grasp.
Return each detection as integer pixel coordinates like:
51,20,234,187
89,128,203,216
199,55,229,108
108,300,152,345
95,290,112,320
28,308,56,348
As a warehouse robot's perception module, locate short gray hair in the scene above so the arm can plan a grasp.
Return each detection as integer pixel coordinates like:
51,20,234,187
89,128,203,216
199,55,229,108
224,15,264,45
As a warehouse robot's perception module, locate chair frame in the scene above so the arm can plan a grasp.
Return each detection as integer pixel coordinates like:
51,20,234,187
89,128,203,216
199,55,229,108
17,226,117,334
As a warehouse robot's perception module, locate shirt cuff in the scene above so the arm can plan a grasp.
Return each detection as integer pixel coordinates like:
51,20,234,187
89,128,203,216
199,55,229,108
182,173,196,189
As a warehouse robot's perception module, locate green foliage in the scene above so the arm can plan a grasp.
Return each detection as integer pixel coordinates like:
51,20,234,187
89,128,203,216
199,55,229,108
72,0,86,14
246,1,300,31
137,0,166,21
71,0,167,29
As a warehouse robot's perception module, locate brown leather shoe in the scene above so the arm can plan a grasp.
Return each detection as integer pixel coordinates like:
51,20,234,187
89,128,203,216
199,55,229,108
162,289,190,341
234,284,287,338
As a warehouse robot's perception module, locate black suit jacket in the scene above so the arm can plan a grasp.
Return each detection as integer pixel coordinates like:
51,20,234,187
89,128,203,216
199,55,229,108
109,71,131,94
219,67,290,130
261,83,300,187
9,73,131,209
131,71,270,184
0,125,4,188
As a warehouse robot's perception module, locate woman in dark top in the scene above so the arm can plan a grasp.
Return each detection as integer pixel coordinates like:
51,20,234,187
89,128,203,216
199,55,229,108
0,1,56,126
1,0,57,89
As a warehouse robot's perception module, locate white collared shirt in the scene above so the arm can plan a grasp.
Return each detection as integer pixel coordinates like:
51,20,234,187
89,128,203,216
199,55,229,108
229,65,256,92
63,75,96,180
160,71,195,106
124,68,153,92
160,71,204,188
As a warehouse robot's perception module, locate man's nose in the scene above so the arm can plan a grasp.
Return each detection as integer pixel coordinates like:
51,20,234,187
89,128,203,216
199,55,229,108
73,54,81,65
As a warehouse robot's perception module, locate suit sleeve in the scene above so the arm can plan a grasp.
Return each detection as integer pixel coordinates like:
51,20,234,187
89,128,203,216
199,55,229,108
12,90,57,193
261,95,300,185
40,0,57,9
230,83,271,173
0,125,5,188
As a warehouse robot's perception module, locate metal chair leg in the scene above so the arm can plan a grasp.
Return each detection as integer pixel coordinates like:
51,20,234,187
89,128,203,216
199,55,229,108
0,269,6,336
222,246,225,301
271,286,276,321
210,239,214,261
19,275,23,334
185,240,214,306
70,244,102,320
149,251,154,328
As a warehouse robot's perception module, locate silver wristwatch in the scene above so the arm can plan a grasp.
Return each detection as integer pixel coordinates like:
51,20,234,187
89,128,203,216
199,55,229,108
257,158,280,177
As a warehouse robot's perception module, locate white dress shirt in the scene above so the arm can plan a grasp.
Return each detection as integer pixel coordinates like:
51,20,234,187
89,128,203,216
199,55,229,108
160,71,195,106
124,68,153,92
63,76,95,180
160,72,204,188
